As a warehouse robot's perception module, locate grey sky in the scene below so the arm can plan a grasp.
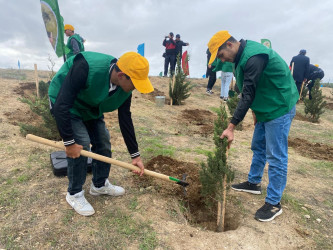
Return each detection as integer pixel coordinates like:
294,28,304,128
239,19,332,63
0,0,332,82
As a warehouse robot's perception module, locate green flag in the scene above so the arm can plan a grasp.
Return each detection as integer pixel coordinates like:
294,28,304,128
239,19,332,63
261,39,272,49
40,0,65,57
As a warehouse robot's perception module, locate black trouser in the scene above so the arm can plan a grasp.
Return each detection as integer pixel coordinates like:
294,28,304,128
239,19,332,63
206,66,216,90
308,76,323,100
164,54,176,76
295,81,303,94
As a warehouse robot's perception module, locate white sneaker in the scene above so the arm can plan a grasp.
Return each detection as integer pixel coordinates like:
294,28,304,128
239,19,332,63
90,179,125,196
66,190,95,216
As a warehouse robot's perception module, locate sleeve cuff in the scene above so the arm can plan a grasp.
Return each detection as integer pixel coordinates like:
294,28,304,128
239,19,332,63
130,152,140,159
230,117,240,126
64,139,75,146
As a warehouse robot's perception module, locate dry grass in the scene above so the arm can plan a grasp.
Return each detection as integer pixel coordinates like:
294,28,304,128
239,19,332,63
0,69,332,249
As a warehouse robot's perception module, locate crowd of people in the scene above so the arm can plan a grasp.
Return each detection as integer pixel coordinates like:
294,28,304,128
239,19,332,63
50,24,325,223
162,32,189,77
290,49,324,99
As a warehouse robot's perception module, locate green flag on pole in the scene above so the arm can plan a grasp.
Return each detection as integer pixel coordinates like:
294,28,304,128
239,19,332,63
40,0,65,57
261,39,272,49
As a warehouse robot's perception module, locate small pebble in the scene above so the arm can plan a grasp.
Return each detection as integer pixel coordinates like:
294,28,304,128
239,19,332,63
316,218,321,223
304,215,310,219
301,207,308,212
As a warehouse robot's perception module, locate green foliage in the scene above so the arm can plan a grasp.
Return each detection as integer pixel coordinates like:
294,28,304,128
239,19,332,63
19,95,61,140
304,79,327,123
199,105,234,207
226,95,243,130
38,80,49,98
300,84,308,101
169,54,192,105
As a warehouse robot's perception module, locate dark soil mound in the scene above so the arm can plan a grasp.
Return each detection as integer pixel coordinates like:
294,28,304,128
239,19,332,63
289,137,333,161
180,109,217,137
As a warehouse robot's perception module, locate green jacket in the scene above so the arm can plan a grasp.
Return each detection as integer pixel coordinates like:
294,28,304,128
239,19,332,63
236,40,298,122
213,59,233,73
66,34,85,59
49,51,132,121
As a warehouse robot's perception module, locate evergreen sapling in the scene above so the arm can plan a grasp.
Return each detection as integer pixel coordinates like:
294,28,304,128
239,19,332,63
169,53,192,105
199,105,234,208
304,79,326,123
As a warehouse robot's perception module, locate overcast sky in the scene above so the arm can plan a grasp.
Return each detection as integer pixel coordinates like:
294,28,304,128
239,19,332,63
0,0,332,82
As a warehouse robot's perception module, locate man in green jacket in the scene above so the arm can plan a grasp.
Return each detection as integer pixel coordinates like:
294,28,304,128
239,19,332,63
208,31,298,222
64,24,85,60
49,51,153,216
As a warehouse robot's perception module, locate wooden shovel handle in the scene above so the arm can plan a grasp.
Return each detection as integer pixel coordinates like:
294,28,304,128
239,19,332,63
26,134,173,183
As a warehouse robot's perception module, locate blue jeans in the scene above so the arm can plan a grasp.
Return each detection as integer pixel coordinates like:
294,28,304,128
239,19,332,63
248,106,296,205
67,115,111,194
220,72,233,98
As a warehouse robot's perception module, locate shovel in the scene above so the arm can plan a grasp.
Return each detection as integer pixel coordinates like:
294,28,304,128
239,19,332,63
26,134,189,187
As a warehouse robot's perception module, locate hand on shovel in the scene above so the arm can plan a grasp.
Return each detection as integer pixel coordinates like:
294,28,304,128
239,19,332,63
65,143,83,158
131,156,145,176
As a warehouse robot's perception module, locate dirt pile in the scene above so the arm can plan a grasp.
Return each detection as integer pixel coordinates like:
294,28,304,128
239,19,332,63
289,137,333,161
180,109,217,136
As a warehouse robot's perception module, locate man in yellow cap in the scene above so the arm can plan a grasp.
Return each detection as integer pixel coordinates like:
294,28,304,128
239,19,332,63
64,24,85,60
49,51,154,216
208,31,298,222
307,63,325,99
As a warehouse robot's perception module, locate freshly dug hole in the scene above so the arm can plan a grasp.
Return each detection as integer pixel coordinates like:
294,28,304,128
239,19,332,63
134,155,241,232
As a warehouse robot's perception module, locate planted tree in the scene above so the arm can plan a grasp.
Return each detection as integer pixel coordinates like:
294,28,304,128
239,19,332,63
20,57,60,140
19,90,60,140
199,104,234,232
304,79,326,123
169,54,192,105
226,95,243,130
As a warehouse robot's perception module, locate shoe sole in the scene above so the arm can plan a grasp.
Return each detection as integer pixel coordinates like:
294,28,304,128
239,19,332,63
66,196,95,216
256,209,283,222
231,187,261,195
89,189,125,197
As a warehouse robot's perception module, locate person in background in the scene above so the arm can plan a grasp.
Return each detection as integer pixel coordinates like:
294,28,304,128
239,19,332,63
290,49,310,94
162,32,176,77
214,60,234,101
307,64,325,100
206,48,217,95
64,24,85,60
49,51,153,216
208,30,298,222
174,34,189,71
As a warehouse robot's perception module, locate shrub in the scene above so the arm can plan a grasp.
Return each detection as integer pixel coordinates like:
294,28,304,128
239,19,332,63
199,104,234,208
304,79,327,123
19,81,60,140
169,54,192,105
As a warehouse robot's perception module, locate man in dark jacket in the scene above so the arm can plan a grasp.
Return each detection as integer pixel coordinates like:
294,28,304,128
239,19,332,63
49,51,153,216
208,30,298,222
174,34,189,71
163,32,176,76
290,49,310,94
205,48,216,94
307,64,325,99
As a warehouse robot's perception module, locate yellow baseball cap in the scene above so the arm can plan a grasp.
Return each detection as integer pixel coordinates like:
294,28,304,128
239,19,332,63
64,24,74,31
117,52,154,94
314,64,319,67
207,30,231,65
